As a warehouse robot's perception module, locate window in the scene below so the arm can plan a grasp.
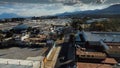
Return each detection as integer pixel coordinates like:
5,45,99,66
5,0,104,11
81,55,85,57
87,55,90,57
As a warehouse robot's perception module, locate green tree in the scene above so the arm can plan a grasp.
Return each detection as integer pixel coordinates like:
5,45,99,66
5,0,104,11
70,19,83,30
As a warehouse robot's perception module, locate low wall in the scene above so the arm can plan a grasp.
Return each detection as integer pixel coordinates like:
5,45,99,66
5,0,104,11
0,58,41,68
46,42,56,59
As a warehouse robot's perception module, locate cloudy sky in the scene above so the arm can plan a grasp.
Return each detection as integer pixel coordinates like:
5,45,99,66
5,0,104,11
0,0,120,17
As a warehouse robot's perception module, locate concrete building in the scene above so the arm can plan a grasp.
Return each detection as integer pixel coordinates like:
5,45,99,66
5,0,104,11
75,31,120,60
0,32,55,68
0,21,61,68
76,31,120,68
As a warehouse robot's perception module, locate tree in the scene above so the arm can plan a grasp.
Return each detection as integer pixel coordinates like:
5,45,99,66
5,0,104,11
70,19,84,30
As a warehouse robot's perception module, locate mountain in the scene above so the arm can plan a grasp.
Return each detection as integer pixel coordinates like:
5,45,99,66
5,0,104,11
98,4,120,14
0,13,20,19
57,4,120,18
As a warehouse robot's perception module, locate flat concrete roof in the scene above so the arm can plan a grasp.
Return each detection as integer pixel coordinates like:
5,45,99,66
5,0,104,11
0,47,47,60
0,23,18,30
0,64,32,68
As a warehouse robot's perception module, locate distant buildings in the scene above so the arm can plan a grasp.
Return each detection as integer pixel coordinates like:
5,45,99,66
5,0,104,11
0,21,62,68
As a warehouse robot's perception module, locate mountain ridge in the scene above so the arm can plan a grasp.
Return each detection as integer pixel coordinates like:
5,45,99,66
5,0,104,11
57,4,120,17
0,13,20,19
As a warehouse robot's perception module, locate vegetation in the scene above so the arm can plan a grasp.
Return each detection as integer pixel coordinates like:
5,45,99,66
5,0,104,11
70,19,83,31
90,18,120,32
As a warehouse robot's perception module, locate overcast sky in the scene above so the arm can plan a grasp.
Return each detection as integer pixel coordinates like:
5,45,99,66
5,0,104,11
0,0,120,17
0,0,120,4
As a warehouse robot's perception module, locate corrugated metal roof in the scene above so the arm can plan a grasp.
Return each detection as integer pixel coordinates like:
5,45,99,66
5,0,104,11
83,32,120,42
13,24,29,31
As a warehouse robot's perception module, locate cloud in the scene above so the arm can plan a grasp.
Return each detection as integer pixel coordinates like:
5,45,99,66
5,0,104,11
0,2,110,17
0,0,120,4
